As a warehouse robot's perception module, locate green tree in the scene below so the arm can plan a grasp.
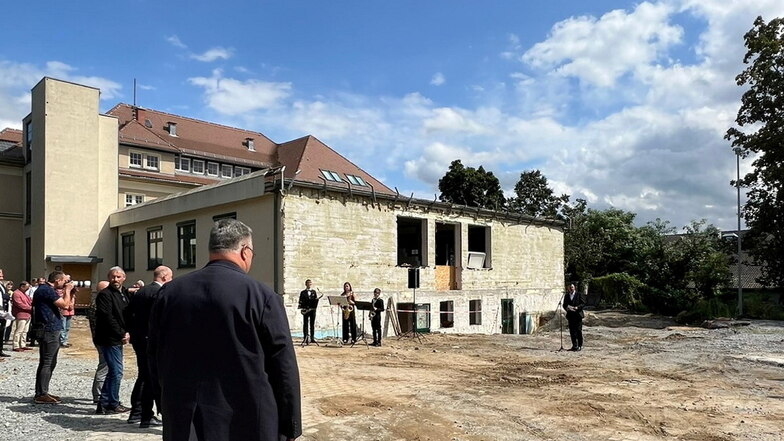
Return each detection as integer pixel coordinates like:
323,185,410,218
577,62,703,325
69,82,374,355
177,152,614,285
438,159,505,209
564,207,640,286
725,16,784,288
507,170,569,218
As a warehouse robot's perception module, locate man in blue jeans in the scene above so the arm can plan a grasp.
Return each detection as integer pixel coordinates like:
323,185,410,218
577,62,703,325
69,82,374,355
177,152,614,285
94,266,130,414
32,271,74,404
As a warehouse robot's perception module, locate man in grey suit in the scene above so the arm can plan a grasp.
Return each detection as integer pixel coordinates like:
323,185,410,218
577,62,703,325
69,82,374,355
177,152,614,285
149,219,301,441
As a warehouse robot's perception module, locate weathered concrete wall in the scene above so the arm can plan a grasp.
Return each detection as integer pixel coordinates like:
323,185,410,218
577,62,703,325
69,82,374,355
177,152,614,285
280,188,564,336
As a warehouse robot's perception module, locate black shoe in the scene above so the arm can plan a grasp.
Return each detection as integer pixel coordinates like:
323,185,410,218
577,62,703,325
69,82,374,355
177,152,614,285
127,414,142,424
95,404,105,414
568,347,577,351
104,404,131,414
576,346,582,351
0,353,10,357
139,416,163,428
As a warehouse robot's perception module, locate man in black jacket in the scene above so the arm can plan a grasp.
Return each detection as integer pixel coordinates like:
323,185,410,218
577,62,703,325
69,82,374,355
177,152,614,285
149,219,301,441
563,283,586,351
297,279,319,344
126,265,171,428
370,288,384,347
94,266,130,414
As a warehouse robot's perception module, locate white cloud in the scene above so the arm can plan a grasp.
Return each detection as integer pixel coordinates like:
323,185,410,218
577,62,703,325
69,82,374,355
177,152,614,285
190,47,234,62
430,72,445,86
522,2,682,87
423,107,488,135
0,60,121,127
188,69,291,115
166,35,187,49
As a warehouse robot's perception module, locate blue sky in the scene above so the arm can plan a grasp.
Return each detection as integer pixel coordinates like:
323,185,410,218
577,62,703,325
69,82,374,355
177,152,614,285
2,0,783,230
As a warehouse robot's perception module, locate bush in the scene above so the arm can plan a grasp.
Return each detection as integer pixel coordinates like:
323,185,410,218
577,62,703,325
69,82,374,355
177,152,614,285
674,298,733,324
591,273,646,311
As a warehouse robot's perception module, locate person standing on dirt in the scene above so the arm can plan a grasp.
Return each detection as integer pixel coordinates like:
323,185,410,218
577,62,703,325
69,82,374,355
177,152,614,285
563,284,585,351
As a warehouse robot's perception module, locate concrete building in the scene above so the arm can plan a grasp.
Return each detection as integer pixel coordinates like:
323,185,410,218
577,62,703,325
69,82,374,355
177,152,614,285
0,77,566,336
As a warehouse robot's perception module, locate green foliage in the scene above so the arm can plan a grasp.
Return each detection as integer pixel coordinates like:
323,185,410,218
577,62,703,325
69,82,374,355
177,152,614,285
725,16,784,289
675,298,733,324
507,170,569,218
591,273,645,311
740,292,784,320
437,160,505,209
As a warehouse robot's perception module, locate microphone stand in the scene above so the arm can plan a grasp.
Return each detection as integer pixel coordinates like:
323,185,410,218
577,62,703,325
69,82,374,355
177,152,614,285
556,296,566,352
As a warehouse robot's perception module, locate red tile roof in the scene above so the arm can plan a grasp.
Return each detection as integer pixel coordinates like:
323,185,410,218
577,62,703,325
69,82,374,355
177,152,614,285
108,104,277,167
277,135,394,195
108,104,394,195
0,128,22,144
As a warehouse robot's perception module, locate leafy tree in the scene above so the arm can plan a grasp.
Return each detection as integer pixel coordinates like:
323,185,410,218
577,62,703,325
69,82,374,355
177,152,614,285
507,170,569,218
437,160,505,209
564,207,640,287
725,16,784,288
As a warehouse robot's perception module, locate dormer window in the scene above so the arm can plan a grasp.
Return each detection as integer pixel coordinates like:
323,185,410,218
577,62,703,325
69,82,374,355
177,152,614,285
320,170,343,182
144,119,153,128
168,122,177,136
346,174,367,186
245,138,255,151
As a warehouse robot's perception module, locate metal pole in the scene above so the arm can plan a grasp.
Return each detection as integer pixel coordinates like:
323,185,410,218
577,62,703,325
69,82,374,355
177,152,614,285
736,150,743,317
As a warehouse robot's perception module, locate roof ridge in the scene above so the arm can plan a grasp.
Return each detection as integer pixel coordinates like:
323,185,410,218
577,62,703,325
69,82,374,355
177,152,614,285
111,103,276,144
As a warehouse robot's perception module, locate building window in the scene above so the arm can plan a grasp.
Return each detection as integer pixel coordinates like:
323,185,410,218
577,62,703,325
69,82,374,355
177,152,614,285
192,159,205,174
177,221,196,268
221,164,233,178
129,151,143,168
440,301,454,328
125,194,144,207
175,156,191,172
168,122,177,136
25,172,31,225
25,120,32,163
346,174,367,186
467,225,491,268
146,154,160,171
320,170,343,182
234,166,251,177
213,212,237,222
397,217,427,267
207,162,219,176
121,233,135,272
147,227,163,270
246,138,255,151
469,299,482,325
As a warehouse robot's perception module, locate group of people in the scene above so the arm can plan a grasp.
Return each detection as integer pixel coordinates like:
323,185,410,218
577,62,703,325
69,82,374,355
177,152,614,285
298,280,385,347
0,272,74,359
1,218,302,441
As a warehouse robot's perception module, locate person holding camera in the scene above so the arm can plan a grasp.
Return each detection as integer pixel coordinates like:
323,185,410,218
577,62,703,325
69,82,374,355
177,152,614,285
58,274,76,348
32,271,74,404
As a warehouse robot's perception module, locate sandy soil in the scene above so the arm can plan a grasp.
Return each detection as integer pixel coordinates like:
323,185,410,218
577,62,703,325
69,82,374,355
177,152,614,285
69,312,784,440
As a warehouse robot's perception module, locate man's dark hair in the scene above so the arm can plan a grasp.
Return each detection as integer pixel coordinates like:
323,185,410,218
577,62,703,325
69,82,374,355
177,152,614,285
209,219,253,253
48,271,66,284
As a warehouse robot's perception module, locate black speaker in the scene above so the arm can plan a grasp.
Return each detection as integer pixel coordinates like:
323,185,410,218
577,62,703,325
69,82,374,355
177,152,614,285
408,268,420,289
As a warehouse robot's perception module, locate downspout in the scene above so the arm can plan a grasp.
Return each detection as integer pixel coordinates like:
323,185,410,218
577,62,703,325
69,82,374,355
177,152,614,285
273,166,285,294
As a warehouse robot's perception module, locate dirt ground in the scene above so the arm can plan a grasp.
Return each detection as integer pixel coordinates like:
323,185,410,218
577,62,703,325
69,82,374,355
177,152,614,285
68,312,784,440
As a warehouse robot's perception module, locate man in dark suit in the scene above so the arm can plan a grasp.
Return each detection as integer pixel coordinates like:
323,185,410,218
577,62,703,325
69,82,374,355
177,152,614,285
125,265,171,428
370,288,384,347
563,283,586,351
149,219,301,441
297,279,319,344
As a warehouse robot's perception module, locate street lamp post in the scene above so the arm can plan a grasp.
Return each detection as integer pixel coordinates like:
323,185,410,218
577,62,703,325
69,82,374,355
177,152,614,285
734,148,743,317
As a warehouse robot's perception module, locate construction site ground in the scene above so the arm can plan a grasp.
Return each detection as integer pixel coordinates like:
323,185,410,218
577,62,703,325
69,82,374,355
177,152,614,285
59,311,784,440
